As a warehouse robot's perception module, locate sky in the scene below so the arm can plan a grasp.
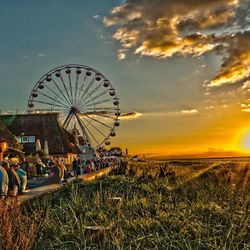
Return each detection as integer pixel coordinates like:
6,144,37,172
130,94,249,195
0,0,250,157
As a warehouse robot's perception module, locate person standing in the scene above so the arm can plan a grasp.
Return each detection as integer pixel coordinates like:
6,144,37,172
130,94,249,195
21,159,30,177
43,161,62,185
12,164,27,194
72,159,81,175
0,164,8,198
57,159,66,181
36,159,45,180
1,160,20,197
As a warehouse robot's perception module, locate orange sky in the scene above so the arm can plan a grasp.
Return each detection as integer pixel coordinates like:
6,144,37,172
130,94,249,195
111,105,250,157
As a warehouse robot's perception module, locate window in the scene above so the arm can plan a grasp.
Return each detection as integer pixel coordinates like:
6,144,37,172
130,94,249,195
21,136,29,143
28,136,36,143
20,135,36,143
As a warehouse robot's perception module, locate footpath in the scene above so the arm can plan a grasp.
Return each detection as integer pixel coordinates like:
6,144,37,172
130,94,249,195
17,166,113,204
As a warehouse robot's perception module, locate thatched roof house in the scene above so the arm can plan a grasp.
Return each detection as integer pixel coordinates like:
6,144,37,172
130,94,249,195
0,113,80,160
0,119,18,146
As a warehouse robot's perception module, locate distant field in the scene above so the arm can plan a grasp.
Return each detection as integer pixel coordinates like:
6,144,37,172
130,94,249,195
0,161,249,249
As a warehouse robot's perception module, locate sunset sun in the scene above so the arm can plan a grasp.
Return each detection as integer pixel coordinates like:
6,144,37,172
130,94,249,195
241,129,250,151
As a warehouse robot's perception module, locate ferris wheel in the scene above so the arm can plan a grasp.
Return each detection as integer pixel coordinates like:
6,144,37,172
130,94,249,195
27,64,120,149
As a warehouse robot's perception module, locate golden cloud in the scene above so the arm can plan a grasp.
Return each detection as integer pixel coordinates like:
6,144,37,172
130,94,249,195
119,112,142,120
104,0,250,87
209,32,250,87
240,103,250,112
181,109,199,114
119,110,199,119
141,110,199,117
104,0,239,59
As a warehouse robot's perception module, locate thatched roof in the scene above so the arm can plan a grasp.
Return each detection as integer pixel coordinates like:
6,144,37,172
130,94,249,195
0,120,18,145
0,113,81,155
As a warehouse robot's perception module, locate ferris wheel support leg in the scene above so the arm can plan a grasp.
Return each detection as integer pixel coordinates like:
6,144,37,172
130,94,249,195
75,113,92,146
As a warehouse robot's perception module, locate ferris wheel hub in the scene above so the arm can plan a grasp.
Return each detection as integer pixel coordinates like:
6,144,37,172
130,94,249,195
70,107,80,114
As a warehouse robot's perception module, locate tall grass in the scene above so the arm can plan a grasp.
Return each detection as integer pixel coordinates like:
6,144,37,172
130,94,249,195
0,199,49,250
1,161,249,249
31,162,249,249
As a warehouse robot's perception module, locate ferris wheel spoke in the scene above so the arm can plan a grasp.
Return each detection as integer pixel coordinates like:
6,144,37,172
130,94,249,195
82,114,113,129
77,83,103,107
81,90,109,107
68,74,74,104
84,99,113,108
81,116,107,138
76,74,87,104
74,74,80,105
33,100,68,109
90,112,116,120
81,107,116,112
43,83,71,107
75,77,95,107
51,78,72,106
80,111,110,116
60,76,73,105
36,91,70,109
80,110,115,120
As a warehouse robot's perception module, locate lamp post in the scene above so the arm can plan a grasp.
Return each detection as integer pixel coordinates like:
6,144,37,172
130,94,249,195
0,140,7,162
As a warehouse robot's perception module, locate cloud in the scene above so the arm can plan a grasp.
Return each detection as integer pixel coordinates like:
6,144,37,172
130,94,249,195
240,102,250,112
104,0,250,86
237,80,250,112
119,111,142,119
181,109,199,114
37,53,45,57
241,80,250,91
93,15,101,19
119,110,199,119
209,31,250,87
143,110,199,117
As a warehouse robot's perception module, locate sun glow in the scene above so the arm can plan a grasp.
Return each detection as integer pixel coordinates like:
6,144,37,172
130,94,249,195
237,128,250,152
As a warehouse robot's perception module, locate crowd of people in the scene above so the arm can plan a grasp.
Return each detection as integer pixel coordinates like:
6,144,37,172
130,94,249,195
0,159,27,198
72,158,116,175
0,156,118,199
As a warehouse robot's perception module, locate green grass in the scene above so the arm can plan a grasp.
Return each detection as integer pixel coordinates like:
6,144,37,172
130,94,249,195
1,161,250,249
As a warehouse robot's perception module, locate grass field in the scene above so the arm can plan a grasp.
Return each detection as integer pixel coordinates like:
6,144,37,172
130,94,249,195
0,160,249,249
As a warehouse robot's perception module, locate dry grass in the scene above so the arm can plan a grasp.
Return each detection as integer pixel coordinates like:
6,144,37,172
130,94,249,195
0,199,49,250
1,160,249,249
32,161,249,249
